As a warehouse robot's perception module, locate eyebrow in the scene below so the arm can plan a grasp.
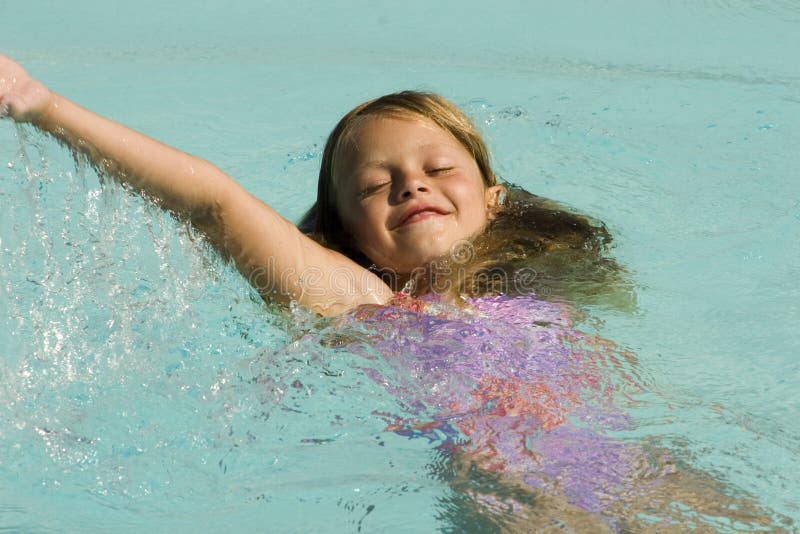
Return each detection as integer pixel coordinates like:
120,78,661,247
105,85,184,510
359,159,390,170
357,143,459,171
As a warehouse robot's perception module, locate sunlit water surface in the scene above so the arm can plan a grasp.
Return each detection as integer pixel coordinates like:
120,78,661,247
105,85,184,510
1,1,799,531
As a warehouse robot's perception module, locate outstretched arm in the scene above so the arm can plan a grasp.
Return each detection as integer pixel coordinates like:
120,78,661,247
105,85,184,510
0,54,392,315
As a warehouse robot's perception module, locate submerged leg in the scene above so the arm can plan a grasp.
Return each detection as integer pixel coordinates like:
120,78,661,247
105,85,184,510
434,444,793,533
608,467,795,533
434,452,616,533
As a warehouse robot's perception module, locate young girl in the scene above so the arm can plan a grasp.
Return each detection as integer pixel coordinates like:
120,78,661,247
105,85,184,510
0,54,619,315
1,55,785,530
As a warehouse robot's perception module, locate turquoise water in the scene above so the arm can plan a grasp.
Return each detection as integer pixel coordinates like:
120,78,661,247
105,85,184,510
2,1,799,531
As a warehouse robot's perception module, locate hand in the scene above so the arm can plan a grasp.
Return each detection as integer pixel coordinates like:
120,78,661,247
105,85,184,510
0,54,54,123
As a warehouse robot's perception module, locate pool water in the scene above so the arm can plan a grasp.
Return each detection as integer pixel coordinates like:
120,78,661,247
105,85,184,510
2,1,799,531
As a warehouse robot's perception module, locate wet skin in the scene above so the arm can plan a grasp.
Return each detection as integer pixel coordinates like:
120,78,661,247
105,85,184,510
333,116,503,274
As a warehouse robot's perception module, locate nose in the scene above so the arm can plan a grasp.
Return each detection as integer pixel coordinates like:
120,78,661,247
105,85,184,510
394,171,430,201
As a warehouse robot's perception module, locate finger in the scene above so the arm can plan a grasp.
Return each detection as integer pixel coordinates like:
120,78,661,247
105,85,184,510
0,94,24,121
0,96,11,118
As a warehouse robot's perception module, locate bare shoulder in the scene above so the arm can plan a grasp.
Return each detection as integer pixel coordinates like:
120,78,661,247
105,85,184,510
214,185,392,316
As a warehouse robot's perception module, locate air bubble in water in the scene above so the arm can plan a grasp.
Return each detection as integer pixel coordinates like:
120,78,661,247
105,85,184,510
6,161,13,168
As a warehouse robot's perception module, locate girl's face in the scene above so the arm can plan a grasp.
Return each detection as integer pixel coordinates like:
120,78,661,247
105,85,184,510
333,115,503,273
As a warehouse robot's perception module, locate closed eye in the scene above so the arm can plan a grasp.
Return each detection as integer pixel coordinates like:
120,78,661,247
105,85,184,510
427,166,454,176
358,181,390,199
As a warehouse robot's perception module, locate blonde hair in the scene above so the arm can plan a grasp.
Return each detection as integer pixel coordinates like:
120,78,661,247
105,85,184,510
299,91,632,307
299,91,495,264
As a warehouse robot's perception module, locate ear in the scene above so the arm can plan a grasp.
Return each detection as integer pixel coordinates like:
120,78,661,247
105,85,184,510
485,185,507,217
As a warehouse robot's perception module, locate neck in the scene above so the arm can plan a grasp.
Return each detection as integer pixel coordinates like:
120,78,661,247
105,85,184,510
373,263,452,297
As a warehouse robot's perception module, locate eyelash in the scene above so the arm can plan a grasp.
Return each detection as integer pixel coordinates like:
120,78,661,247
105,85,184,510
358,183,389,198
357,167,455,198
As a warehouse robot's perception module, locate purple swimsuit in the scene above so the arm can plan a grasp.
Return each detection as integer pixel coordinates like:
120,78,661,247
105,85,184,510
349,293,667,520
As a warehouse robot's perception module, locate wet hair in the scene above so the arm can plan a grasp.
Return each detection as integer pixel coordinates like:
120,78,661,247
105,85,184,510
419,184,635,309
299,91,495,263
299,91,633,308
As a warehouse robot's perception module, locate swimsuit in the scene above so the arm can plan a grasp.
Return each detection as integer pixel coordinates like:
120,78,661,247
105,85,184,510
349,293,665,520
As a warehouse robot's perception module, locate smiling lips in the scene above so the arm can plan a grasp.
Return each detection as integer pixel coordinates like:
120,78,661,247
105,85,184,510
394,206,449,228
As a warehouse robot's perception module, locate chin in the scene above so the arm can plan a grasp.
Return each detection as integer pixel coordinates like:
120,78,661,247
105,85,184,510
368,237,461,274
392,249,454,275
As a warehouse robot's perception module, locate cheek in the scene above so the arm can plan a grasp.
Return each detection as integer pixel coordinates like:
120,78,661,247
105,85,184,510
356,207,387,245
455,182,490,217
338,199,381,241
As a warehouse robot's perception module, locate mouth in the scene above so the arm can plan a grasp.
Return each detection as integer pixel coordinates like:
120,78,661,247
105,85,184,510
395,206,449,228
